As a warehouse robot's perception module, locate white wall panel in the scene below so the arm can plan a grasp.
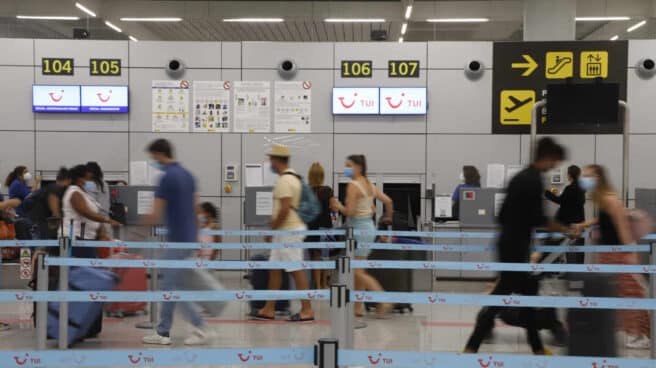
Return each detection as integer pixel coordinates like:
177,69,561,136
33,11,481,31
427,135,519,194
334,42,427,70
629,135,656,198
222,133,242,197
36,132,128,171
0,38,33,66
428,69,491,134
596,135,624,197
628,40,656,69
221,42,242,69
34,40,128,67
129,133,222,197
0,132,35,185
220,196,243,247
334,135,425,174
243,42,333,69
0,67,34,131
128,68,220,132
626,70,656,133
129,41,221,68
428,42,493,69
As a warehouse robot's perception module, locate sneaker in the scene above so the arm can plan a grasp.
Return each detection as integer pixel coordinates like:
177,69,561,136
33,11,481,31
626,335,650,350
142,332,172,345
184,327,211,346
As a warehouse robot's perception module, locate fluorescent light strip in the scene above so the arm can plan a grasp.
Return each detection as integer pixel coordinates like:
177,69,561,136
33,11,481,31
610,35,619,41
75,2,96,17
427,18,489,23
627,20,647,32
120,17,182,22
405,5,413,20
105,21,122,33
16,15,79,20
129,35,138,42
401,22,407,35
398,37,404,43
324,18,385,23
223,18,284,23
576,16,630,21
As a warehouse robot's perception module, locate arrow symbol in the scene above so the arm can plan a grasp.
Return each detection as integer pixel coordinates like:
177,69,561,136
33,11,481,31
511,54,538,76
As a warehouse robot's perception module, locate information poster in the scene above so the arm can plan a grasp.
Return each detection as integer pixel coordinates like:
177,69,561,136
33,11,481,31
193,81,231,132
233,81,271,133
152,80,190,132
274,81,312,133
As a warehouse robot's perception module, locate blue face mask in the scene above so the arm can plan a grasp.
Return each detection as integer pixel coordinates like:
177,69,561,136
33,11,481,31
344,167,354,178
84,181,97,192
578,177,597,191
149,160,165,171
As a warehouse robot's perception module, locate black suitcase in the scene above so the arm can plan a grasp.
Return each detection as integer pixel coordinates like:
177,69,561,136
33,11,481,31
366,248,414,313
247,254,290,313
567,274,617,357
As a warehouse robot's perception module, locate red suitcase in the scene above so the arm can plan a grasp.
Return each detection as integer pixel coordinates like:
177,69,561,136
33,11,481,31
105,253,148,317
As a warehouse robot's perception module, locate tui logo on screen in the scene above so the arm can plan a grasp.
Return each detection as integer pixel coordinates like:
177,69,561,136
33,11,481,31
338,92,357,109
48,89,65,103
385,92,404,109
96,89,112,103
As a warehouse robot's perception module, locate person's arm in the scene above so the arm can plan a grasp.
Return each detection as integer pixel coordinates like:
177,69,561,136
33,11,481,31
544,188,561,204
31,176,41,193
373,186,394,224
452,185,461,203
603,194,634,245
70,191,119,227
336,182,361,218
271,197,292,230
47,193,61,218
144,198,165,226
0,198,21,210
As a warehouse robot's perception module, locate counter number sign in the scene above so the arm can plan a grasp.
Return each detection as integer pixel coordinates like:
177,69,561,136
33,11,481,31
42,58,74,76
341,60,372,78
388,60,420,78
90,58,121,76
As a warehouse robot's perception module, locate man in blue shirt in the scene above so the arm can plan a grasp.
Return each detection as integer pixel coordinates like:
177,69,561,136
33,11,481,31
141,139,211,346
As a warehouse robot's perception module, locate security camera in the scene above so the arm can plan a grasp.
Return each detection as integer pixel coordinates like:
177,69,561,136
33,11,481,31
464,60,485,80
636,58,656,79
165,58,185,78
278,59,297,79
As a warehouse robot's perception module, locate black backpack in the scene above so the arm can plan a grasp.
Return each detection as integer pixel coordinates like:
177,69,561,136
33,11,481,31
24,188,49,223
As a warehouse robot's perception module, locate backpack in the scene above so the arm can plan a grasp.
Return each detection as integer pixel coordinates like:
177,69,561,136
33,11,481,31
24,188,47,220
281,172,321,224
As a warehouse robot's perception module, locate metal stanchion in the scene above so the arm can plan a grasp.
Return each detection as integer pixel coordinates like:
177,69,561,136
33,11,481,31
136,225,160,329
329,284,350,350
650,242,656,359
316,338,338,368
57,228,71,349
35,253,48,350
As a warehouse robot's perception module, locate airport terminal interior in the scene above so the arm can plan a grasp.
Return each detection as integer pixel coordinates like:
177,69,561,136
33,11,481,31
4,0,656,367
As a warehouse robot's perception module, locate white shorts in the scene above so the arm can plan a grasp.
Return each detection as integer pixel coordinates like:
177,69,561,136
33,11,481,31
269,230,306,272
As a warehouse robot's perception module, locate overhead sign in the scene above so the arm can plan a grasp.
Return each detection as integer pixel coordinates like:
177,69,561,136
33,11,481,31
388,60,420,78
340,60,372,78
42,57,74,76
81,85,129,113
492,41,628,134
379,87,427,115
332,88,379,115
32,85,81,112
90,58,121,76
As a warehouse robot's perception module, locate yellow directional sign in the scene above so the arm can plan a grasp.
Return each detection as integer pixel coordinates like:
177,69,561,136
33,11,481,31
545,51,573,79
580,51,608,78
511,54,538,77
500,90,535,125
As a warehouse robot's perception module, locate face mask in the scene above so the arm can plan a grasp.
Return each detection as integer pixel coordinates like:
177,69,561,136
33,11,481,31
84,181,97,192
578,177,597,191
459,172,465,183
270,165,278,174
23,172,32,182
198,215,208,226
149,160,164,171
344,167,354,178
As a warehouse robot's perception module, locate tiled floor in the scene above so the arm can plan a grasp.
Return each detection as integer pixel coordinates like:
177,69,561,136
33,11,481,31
0,274,650,367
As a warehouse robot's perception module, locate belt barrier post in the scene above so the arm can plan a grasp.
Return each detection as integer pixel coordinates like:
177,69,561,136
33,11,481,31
136,225,160,329
651,242,656,359
35,253,48,350
329,284,351,350
58,233,70,349
316,338,338,368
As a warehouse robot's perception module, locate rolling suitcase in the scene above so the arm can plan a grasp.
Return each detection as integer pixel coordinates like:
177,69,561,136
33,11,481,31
247,254,290,314
47,267,117,346
106,253,148,317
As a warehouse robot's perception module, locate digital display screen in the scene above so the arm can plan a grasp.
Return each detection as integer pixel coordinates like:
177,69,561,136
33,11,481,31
81,85,129,113
332,88,379,115
32,85,80,112
379,87,427,115
547,83,619,125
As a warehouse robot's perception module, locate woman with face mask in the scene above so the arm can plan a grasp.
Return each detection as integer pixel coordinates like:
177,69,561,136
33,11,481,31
573,164,650,349
85,162,110,218
334,154,394,318
5,165,41,218
197,202,221,260
451,165,481,219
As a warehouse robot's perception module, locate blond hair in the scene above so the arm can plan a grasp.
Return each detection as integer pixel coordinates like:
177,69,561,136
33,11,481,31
308,162,325,188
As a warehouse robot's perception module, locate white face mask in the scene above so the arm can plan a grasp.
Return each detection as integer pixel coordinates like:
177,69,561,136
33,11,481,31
23,172,32,182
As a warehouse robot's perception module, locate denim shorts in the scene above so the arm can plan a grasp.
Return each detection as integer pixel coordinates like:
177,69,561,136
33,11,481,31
346,217,375,258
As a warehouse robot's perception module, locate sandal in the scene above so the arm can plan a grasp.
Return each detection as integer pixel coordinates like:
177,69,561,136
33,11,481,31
287,313,315,322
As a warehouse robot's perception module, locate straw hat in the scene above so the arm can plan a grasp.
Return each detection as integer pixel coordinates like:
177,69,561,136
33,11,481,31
267,144,291,158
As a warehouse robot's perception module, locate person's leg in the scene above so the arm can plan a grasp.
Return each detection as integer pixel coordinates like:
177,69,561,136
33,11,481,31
519,273,546,354
256,269,283,318
464,273,514,352
309,249,322,289
291,270,314,319
156,269,177,337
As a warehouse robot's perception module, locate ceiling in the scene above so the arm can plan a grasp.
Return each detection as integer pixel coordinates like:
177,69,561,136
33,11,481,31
0,0,655,42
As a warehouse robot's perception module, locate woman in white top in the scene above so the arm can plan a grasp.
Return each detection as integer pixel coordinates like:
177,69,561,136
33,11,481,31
335,154,394,317
61,165,119,258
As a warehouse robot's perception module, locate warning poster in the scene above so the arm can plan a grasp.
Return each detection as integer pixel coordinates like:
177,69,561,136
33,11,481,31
193,81,231,133
152,80,190,132
492,41,628,134
274,81,312,133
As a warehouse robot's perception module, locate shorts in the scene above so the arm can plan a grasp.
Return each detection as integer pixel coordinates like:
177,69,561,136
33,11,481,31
270,229,306,272
346,217,376,258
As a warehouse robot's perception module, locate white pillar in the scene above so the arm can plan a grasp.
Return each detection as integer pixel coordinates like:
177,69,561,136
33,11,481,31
523,0,576,41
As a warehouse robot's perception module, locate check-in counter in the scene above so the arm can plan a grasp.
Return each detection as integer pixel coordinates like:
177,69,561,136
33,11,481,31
432,222,497,280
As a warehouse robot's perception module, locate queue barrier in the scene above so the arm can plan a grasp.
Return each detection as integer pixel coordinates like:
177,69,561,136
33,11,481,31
360,242,651,253
45,257,336,270
73,240,344,250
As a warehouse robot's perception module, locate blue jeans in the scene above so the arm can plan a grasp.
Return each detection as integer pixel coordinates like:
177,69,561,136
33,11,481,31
157,249,204,336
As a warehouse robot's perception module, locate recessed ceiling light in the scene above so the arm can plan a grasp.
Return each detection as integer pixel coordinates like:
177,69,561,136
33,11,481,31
324,18,386,23
16,15,80,20
75,2,96,17
223,18,284,23
405,5,413,20
610,35,619,40
120,17,182,22
427,18,489,23
401,23,407,35
398,37,404,43
129,35,138,42
576,16,630,21
627,20,647,32
105,21,122,33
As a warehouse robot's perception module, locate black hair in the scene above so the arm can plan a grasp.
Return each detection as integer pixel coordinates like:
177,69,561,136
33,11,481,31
462,165,481,187
535,137,566,162
147,139,174,159
116,180,128,186
200,202,219,221
86,162,105,193
567,165,581,182
4,166,27,187
56,167,70,182
270,156,290,165
69,165,89,188
347,154,368,178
